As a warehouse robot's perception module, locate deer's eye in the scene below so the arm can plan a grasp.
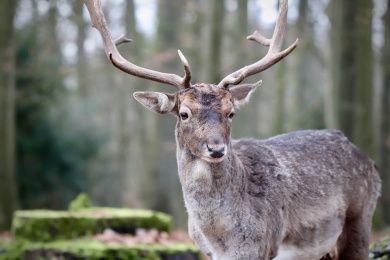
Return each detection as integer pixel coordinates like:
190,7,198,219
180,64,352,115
180,112,189,120
228,112,235,119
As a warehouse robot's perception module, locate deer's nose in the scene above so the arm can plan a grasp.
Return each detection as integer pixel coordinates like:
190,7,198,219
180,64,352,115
206,143,225,158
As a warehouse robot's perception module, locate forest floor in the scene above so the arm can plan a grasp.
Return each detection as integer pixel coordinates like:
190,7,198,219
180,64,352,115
371,228,390,243
1,228,390,243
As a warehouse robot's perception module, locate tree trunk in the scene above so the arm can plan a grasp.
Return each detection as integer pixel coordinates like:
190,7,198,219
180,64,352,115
272,62,286,134
207,0,225,83
326,0,343,129
119,0,145,207
352,0,374,157
380,0,390,224
328,0,374,157
73,0,88,98
293,0,315,129
0,0,18,230
236,0,248,68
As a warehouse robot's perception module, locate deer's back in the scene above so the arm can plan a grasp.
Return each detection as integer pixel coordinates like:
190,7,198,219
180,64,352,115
234,129,380,204
232,129,380,258
235,129,380,234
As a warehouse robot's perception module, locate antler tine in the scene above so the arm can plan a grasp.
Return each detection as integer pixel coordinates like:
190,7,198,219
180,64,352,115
246,30,271,47
217,0,298,89
83,0,191,89
178,50,192,88
114,35,132,46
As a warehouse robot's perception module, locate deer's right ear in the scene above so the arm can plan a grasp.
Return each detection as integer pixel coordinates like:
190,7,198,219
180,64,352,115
133,91,176,114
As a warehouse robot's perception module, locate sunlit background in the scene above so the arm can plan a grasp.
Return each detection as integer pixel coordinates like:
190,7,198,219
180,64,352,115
0,0,389,233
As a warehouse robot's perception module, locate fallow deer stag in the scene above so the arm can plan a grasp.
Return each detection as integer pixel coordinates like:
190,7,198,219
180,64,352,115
84,0,381,259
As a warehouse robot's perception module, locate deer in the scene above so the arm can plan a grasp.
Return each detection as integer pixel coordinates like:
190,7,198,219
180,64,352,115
84,0,381,259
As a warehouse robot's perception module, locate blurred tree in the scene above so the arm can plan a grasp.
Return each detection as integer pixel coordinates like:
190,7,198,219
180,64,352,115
380,0,390,224
16,1,99,209
119,0,145,207
207,0,225,83
236,0,248,68
294,0,310,129
273,62,286,134
292,0,324,130
328,0,374,157
181,0,204,83
230,0,258,137
352,0,374,157
72,0,88,98
153,0,186,216
0,0,19,230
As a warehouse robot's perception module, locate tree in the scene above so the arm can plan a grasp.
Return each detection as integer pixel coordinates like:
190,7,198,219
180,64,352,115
16,1,98,209
207,0,225,83
272,62,286,134
328,0,374,157
119,0,145,207
0,0,18,230
352,0,374,157
235,0,248,68
72,0,88,98
153,0,186,218
380,0,390,224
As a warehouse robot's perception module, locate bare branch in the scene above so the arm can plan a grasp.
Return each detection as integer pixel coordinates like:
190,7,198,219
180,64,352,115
83,0,192,89
218,0,298,88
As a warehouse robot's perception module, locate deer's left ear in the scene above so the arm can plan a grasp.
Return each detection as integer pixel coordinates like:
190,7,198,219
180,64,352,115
230,80,261,108
133,91,176,114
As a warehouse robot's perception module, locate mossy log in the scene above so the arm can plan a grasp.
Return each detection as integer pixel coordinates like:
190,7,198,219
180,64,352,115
1,239,200,260
12,208,172,242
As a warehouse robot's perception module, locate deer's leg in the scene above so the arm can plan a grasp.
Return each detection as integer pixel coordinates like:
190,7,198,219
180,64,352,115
336,213,371,260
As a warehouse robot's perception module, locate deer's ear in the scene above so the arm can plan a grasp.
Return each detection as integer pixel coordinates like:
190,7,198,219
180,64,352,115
133,91,176,114
230,81,261,108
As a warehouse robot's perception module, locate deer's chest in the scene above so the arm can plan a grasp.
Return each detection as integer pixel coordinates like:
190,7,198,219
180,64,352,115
181,160,249,254
181,160,237,225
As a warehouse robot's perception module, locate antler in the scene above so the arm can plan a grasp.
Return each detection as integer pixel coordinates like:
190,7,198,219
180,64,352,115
217,0,298,88
83,0,192,88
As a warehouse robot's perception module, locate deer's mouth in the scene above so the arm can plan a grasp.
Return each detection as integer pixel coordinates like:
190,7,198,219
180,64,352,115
201,156,225,163
201,145,227,163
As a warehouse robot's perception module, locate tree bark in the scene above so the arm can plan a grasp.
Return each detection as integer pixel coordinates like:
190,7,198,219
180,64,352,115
328,0,374,157
352,0,374,157
207,0,225,83
0,0,19,230
119,0,144,207
236,0,248,68
73,0,88,98
272,62,286,134
293,0,316,129
380,0,390,224
327,0,342,129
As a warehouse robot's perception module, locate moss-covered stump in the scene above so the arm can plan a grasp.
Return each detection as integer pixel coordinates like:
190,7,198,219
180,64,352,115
24,240,200,260
0,239,200,260
12,208,172,242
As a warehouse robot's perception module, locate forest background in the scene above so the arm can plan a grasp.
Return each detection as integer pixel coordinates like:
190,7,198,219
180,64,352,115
0,0,389,232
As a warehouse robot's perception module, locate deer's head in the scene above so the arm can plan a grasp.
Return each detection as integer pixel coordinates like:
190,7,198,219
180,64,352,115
84,0,298,163
133,83,259,162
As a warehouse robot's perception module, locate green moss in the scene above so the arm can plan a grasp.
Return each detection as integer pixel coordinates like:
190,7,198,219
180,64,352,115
12,208,172,242
68,193,92,211
0,239,25,260
1,239,200,260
